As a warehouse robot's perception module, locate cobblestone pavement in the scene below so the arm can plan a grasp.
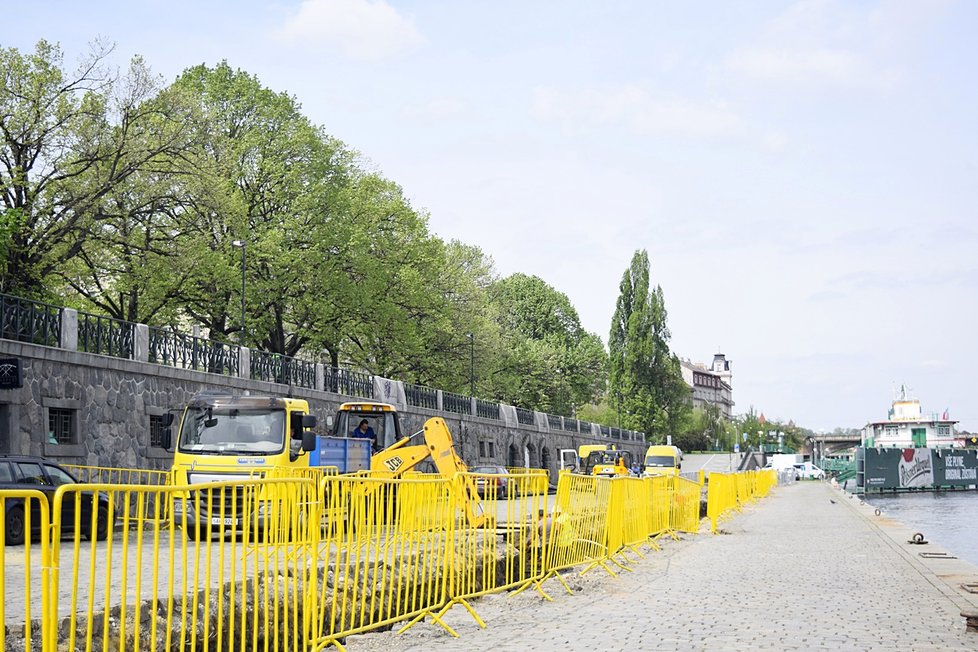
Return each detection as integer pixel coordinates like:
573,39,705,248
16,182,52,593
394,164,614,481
346,482,978,651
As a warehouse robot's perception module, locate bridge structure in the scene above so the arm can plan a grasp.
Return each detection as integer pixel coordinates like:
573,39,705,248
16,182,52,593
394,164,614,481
812,431,862,457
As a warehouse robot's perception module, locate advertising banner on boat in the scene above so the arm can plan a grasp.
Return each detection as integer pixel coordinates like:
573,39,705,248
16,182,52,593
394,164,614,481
861,448,978,489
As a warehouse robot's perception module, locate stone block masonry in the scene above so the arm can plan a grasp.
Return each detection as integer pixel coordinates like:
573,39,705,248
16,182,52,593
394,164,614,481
0,338,644,479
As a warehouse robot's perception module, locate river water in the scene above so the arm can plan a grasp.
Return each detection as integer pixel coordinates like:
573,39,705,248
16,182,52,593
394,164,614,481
861,490,978,567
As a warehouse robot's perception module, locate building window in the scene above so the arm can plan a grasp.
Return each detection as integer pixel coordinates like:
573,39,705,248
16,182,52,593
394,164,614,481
150,414,168,447
48,408,75,444
479,440,495,458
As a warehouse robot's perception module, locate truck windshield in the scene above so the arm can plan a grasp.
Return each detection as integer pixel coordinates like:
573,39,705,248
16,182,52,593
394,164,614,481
645,455,677,467
178,408,286,455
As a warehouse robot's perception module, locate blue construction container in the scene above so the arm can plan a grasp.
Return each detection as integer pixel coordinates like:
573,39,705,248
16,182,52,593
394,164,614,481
310,436,371,473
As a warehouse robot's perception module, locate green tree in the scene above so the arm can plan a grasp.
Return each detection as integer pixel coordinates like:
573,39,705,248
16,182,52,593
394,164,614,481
169,61,349,353
609,250,690,440
486,273,606,413
0,40,199,298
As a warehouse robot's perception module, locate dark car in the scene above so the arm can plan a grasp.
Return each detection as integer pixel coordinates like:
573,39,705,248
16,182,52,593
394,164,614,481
0,455,110,545
470,465,510,499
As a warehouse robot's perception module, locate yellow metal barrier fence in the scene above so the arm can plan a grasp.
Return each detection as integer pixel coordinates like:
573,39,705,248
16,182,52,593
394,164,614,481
707,470,778,533
671,476,702,534
647,474,673,540
63,465,173,526
49,477,319,652
311,474,456,650
1,466,780,650
444,471,550,623
0,490,51,652
541,472,615,582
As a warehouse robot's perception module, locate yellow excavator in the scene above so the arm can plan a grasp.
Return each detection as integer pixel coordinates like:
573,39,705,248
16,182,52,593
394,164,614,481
331,402,489,528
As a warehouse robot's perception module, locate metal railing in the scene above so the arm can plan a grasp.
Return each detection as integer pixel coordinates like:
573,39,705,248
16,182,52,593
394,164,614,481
475,398,500,420
0,294,61,346
148,327,240,375
324,366,374,399
0,292,656,442
404,383,438,410
516,407,535,425
442,391,470,415
77,311,134,359
250,350,316,389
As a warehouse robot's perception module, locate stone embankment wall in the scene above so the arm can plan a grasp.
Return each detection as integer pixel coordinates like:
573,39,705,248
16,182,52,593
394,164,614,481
0,339,644,479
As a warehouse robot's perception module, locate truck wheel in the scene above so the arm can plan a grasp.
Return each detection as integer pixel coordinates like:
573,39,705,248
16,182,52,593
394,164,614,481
5,506,25,545
185,523,205,541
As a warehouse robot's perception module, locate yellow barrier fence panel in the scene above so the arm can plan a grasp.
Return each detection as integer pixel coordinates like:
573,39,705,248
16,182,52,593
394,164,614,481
614,477,649,563
647,475,672,542
45,477,318,652
0,490,52,652
62,465,172,526
538,472,616,589
706,472,734,533
441,471,550,620
670,476,702,534
312,475,455,650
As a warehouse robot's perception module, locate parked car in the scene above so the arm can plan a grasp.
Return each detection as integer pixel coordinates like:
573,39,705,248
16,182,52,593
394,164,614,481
470,465,510,499
0,455,111,545
793,462,825,480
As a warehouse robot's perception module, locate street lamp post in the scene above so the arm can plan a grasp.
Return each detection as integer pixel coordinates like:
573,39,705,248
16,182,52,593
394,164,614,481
231,240,246,344
466,333,474,396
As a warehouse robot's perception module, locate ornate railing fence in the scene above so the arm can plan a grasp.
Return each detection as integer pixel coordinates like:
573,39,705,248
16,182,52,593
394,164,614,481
148,327,240,376
516,407,535,425
475,398,501,420
404,383,438,410
0,292,646,442
77,312,134,359
324,366,374,399
250,350,316,389
442,391,470,415
0,295,61,347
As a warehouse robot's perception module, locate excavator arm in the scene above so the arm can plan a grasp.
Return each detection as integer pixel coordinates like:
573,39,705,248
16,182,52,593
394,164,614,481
370,416,488,528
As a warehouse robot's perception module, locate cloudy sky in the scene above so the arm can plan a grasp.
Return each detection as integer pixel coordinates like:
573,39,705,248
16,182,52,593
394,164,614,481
10,0,977,432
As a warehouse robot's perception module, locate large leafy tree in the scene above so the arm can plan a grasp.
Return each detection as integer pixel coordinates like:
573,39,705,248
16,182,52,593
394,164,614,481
487,273,606,413
168,61,350,352
609,250,690,440
0,40,199,299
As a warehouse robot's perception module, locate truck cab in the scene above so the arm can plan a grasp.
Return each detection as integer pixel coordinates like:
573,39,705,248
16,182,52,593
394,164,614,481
331,401,402,452
167,391,317,537
643,445,682,477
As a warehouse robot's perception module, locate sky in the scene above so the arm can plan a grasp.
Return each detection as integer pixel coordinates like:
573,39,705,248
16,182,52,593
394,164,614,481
8,0,978,432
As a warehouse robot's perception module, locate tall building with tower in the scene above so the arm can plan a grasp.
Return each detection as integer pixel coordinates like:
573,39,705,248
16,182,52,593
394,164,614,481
679,353,734,420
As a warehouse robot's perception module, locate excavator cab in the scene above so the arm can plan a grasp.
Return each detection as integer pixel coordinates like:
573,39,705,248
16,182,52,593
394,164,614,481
331,402,402,451
582,449,633,477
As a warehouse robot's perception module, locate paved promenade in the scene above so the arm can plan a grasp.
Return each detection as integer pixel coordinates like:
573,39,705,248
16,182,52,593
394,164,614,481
347,481,978,651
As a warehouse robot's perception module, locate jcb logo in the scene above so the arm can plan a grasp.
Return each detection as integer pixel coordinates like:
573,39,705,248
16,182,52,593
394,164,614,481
385,456,403,472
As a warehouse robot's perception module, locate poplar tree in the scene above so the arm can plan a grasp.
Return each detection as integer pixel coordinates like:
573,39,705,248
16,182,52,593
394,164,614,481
609,250,689,440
